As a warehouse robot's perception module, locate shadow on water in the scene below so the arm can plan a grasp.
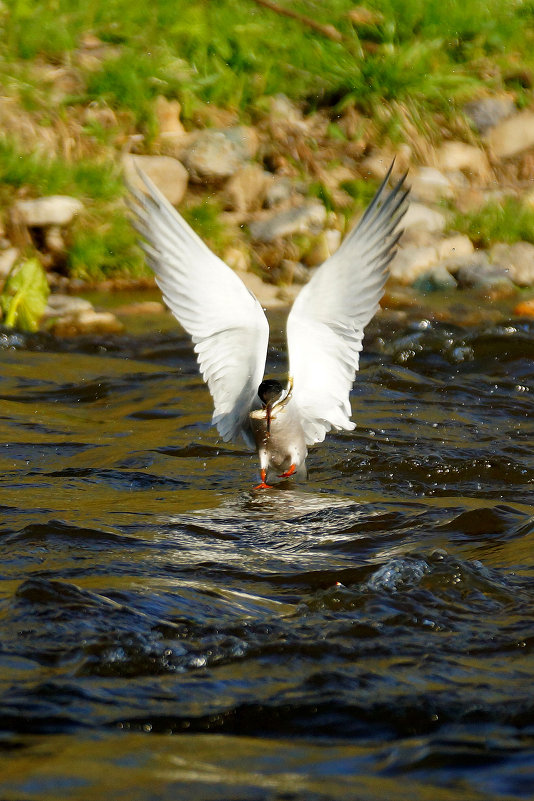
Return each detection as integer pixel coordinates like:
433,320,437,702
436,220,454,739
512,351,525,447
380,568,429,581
1,319,534,800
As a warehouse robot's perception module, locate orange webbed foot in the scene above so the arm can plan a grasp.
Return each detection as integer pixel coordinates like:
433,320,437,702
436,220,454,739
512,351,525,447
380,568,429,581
278,463,296,478
254,469,272,490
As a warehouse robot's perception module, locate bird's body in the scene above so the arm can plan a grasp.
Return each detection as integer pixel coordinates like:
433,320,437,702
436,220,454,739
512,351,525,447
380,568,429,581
128,163,409,487
249,386,308,486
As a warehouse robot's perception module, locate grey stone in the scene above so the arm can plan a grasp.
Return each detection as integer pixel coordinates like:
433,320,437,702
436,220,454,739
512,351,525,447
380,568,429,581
452,255,515,293
264,177,294,208
249,203,326,242
490,241,534,286
445,251,490,276
268,94,308,132
222,126,259,160
410,167,454,203
389,245,440,284
52,308,124,336
437,235,474,261
464,97,516,134
44,225,65,255
487,110,534,159
154,95,186,137
224,165,273,212
44,293,93,319
113,301,166,316
0,247,19,278
400,228,440,248
123,154,188,206
15,196,83,227
180,128,255,184
437,141,491,181
412,264,458,293
402,203,447,234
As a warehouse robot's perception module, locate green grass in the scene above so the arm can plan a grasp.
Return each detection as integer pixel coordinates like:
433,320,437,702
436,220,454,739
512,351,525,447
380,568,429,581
83,48,184,139
3,0,534,124
452,198,534,247
68,212,146,280
0,138,122,200
181,199,230,254
0,136,144,278
308,181,337,213
340,178,380,207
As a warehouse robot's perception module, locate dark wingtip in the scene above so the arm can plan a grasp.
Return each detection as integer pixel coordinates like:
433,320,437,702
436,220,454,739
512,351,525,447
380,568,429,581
395,168,410,194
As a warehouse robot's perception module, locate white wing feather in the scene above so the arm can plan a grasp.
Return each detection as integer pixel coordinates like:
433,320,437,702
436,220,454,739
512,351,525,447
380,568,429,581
128,168,269,445
287,164,409,446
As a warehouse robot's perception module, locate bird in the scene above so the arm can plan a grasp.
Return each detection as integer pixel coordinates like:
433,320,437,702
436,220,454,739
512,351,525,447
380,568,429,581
128,161,409,489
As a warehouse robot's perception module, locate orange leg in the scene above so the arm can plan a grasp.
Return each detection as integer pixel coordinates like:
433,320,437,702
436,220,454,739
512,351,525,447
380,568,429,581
254,468,272,489
278,463,296,478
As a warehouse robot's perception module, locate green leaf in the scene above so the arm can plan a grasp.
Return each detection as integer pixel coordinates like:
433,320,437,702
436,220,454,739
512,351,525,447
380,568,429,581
0,258,50,332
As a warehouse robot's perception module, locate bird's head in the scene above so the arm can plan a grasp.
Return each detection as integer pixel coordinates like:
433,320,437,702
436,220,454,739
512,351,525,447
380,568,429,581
258,379,285,409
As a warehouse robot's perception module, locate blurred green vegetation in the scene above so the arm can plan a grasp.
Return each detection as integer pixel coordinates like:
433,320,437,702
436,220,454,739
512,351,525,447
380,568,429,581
0,258,50,331
0,137,144,278
181,199,230,253
0,138,121,200
1,0,534,278
453,198,534,247
4,0,533,125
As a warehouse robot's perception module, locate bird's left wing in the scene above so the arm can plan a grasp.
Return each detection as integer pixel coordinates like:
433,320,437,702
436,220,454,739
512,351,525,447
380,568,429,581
286,164,409,446
128,168,269,445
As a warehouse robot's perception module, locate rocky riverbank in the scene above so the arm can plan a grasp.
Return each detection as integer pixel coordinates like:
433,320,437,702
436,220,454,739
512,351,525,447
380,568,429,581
2,54,534,335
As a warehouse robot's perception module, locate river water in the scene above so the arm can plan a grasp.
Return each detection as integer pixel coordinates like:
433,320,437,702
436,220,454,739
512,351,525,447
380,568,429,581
1,310,534,801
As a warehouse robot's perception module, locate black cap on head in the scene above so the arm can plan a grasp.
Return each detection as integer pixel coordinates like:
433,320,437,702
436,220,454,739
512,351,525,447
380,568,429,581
258,379,284,405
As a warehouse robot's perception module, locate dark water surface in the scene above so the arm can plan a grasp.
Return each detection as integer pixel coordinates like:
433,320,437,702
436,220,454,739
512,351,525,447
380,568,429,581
1,313,534,801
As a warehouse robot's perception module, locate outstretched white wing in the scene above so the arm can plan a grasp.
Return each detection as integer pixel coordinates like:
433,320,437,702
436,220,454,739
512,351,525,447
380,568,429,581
286,164,408,446
129,168,269,445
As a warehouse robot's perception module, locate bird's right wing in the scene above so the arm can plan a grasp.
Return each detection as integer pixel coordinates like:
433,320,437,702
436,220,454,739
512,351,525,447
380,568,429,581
128,168,269,444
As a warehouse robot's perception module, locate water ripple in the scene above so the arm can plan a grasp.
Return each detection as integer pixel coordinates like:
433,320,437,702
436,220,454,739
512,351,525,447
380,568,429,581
1,319,534,799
